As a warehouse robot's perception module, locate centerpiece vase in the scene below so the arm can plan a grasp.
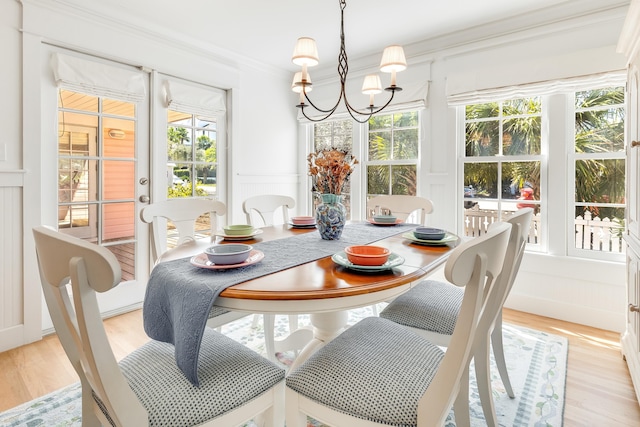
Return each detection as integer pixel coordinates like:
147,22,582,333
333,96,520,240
315,193,346,240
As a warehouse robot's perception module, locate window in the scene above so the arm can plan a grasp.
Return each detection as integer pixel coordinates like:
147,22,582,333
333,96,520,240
167,111,218,199
463,98,542,247
313,120,354,219
571,86,626,254
460,77,626,259
366,111,420,197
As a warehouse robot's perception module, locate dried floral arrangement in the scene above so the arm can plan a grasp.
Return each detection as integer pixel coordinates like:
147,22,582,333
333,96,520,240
307,148,359,195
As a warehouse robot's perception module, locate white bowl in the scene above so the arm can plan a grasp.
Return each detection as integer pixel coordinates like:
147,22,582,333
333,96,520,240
204,244,252,265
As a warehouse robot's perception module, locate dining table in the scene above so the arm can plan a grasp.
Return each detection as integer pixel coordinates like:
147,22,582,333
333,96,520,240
143,221,458,385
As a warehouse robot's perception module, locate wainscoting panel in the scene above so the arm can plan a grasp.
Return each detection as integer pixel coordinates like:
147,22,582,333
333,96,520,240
0,185,24,352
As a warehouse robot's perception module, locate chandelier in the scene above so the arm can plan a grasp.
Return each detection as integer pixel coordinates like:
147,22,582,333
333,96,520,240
291,0,407,123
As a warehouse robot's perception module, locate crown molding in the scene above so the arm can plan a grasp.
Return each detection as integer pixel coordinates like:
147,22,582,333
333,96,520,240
18,0,286,76
408,0,629,59
617,0,640,59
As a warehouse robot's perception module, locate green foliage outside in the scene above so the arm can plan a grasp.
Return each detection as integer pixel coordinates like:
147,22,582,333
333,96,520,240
168,182,208,198
464,88,625,221
167,125,217,198
367,111,419,196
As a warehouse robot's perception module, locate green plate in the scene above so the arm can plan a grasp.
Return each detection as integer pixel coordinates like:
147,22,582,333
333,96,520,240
332,251,405,272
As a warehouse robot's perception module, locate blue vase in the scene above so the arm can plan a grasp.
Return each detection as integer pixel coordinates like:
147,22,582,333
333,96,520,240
316,194,346,240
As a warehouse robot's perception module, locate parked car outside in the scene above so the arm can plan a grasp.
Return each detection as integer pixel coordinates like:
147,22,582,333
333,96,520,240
464,185,477,198
464,185,478,209
172,174,184,185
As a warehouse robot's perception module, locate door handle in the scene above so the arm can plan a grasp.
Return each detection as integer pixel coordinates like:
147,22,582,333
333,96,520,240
632,140,640,148
630,303,640,313
139,195,150,203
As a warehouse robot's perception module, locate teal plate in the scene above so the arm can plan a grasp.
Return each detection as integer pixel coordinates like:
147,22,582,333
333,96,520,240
332,251,405,272
402,231,458,246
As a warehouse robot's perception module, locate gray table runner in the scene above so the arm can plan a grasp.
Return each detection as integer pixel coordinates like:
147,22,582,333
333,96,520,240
143,222,418,385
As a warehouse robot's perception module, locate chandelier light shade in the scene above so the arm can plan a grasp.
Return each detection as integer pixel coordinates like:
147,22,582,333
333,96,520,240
292,37,320,67
292,71,312,104
291,0,407,123
291,72,312,93
380,45,407,86
361,74,382,107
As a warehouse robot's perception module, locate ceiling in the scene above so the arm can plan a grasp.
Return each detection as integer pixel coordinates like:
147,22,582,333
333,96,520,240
67,0,629,73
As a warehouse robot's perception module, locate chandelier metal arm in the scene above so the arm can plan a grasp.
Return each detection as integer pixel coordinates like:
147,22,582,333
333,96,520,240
293,0,405,123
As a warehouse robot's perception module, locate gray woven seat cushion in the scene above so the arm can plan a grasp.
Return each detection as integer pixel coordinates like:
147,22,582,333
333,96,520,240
118,328,284,427
208,305,231,318
286,317,445,426
380,280,463,335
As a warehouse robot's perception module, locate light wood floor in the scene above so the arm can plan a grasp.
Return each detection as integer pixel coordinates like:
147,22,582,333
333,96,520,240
1,308,639,425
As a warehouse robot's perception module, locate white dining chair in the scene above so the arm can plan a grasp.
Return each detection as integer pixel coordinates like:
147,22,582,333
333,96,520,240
379,207,533,426
33,226,285,427
285,221,512,427
366,194,434,225
140,198,250,330
242,194,304,362
365,195,435,315
243,194,295,227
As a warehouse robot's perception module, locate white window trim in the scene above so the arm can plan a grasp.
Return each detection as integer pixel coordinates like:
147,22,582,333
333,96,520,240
458,91,625,262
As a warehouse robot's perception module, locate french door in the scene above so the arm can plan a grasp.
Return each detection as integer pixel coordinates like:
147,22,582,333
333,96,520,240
49,47,151,291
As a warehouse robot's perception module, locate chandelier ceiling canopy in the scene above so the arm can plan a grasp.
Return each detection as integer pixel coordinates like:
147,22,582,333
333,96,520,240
291,0,407,123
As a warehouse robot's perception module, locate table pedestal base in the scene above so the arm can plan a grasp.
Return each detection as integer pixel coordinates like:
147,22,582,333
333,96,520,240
286,310,350,373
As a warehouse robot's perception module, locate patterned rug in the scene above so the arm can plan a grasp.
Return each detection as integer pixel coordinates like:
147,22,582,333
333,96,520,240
0,305,567,426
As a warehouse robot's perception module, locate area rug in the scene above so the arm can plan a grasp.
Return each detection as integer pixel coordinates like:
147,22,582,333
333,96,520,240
0,305,567,426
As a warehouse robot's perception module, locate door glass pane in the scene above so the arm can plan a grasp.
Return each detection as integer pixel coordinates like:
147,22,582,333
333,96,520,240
103,160,135,200
103,98,135,118
58,89,98,112
167,110,218,199
102,202,135,243
104,117,135,157
57,88,139,281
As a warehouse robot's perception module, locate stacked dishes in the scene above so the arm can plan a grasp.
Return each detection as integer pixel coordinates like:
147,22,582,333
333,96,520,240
216,224,263,241
369,214,401,226
402,227,457,246
332,245,404,272
190,243,265,270
290,216,317,228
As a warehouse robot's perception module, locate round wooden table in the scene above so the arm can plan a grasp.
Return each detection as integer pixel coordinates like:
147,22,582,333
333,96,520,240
215,224,457,370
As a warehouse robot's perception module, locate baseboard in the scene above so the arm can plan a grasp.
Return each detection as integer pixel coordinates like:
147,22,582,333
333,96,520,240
41,302,143,336
505,293,625,333
621,330,640,405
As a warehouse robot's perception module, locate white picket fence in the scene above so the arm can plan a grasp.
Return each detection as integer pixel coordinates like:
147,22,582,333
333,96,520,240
463,208,624,253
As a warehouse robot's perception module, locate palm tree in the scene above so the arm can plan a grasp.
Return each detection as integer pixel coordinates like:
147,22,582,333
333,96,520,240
574,87,625,219
367,112,419,196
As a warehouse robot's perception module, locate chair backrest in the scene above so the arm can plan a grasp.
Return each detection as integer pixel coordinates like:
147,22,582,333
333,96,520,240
493,207,534,316
366,195,433,225
416,221,512,425
32,226,148,425
140,198,226,263
242,194,295,227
